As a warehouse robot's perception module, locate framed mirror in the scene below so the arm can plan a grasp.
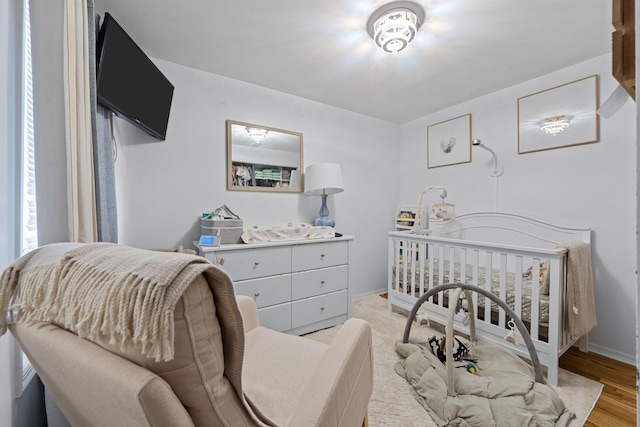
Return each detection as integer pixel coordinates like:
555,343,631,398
227,120,304,192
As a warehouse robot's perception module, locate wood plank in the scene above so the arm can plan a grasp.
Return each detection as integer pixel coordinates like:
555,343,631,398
611,0,636,98
612,0,623,27
560,346,637,427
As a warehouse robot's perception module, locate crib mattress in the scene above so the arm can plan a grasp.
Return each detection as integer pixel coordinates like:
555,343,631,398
392,259,550,325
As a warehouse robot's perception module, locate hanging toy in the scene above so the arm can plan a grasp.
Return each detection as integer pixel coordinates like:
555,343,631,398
504,319,519,346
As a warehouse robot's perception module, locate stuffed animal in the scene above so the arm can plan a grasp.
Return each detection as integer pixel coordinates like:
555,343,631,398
428,335,470,364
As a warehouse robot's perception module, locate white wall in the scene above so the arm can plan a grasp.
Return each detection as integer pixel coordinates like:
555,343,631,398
113,59,400,298
398,54,637,363
114,55,636,362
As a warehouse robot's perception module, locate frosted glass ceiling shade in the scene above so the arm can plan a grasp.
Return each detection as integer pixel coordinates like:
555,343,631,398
304,163,344,196
366,1,425,54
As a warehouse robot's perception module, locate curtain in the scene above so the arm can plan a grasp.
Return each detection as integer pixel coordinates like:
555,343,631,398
63,0,97,242
88,5,118,243
63,0,117,243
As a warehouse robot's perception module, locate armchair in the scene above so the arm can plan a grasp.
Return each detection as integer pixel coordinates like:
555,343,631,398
1,243,373,427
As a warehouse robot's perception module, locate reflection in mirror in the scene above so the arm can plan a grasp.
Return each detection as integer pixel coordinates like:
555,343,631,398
227,120,304,192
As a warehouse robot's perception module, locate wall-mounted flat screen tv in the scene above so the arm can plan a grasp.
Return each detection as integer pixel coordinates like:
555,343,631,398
96,13,174,140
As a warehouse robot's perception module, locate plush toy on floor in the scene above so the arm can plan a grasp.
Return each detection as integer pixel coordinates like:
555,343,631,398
428,334,470,364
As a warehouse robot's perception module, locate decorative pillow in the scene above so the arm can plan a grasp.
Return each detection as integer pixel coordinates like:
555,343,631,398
524,260,551,295
539,260,550,295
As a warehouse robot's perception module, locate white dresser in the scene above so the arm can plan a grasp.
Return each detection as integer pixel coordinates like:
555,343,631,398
196,236,354,335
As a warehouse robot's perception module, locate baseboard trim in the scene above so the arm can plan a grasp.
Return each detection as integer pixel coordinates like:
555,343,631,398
352,288,387,301
586,342,636,366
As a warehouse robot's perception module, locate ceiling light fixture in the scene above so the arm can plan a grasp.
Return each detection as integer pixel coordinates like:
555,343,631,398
366,1,425,54
246,127,268,143
537,115,573,136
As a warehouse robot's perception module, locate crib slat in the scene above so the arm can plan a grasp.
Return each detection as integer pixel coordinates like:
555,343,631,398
471,250,479,321
428,244,435,304
409,242,416,297
459,248,467,285
499,253,507,328
447,246,456,308
514,256,523,321
549,256,564,360
437,245,444,307
530,259,540,340
401,240,408,296
393,238,400,294
484,251,492,322
418,242,425,297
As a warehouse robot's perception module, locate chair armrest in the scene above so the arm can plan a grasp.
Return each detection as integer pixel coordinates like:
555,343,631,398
288,318,373,427
235,295,260,333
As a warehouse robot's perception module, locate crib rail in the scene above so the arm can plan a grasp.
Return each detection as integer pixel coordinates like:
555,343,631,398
388,230,572,385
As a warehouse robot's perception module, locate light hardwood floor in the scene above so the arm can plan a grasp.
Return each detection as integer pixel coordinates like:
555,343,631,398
559,347,637,426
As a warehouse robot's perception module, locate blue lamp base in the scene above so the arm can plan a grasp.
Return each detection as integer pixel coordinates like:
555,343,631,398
313,194,335,227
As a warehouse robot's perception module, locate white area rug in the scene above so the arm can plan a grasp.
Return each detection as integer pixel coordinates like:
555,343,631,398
305,294,603,427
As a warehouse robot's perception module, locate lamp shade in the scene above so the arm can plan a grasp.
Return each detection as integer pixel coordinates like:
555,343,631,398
304,163,344,196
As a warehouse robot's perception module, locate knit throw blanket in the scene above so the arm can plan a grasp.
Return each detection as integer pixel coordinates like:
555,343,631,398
556,240,597,337
0,242,216,362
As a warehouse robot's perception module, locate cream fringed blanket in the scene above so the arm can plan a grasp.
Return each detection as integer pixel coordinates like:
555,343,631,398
0,242,230,362
556,240,597,337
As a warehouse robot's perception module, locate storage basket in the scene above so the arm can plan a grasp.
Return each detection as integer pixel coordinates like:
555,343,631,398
200,218,243,244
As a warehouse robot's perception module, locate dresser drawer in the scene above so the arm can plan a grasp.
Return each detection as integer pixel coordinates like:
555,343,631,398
291,290,348,329
291,265,347,300
234,275,291,308
215,246,291,281
292,241,348,272
259,303,292,332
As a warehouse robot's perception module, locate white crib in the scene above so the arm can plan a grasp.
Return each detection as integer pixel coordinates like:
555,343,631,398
387,211,591,385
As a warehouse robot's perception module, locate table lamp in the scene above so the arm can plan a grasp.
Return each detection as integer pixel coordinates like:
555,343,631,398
304,163,344,227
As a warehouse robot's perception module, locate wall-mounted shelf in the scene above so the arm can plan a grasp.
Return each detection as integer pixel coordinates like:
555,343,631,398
395,205,417,231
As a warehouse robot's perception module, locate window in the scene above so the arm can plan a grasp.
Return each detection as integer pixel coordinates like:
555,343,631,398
18,0,36,391
21,0,37,258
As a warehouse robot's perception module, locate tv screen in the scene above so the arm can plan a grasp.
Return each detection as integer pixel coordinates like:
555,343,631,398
96,13,174,140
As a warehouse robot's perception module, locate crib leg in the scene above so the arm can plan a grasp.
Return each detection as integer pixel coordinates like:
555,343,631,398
578,335,588,352
547,361,559,386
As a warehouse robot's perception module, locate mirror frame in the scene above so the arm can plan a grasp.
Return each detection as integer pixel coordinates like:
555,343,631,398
227,120,304,193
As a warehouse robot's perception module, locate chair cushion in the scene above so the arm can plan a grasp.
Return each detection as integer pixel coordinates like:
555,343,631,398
93,274,257,426
11,321,195,427
243,326,328,425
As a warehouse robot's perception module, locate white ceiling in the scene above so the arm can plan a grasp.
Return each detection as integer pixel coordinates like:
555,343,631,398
94,0,612,124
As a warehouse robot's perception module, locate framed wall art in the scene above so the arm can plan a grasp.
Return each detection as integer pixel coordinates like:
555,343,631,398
517,75,599,154
427,114,472,168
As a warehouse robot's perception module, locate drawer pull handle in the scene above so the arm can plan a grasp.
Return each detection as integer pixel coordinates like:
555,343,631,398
320,306,325,311
320,280,325,286
320,254,325,259
254,293,260,298
254,261,260,266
